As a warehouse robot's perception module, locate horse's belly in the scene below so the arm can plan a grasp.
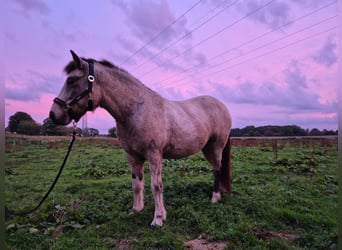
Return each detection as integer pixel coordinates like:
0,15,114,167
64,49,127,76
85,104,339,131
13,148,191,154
163,148,199,159
162,140,206,159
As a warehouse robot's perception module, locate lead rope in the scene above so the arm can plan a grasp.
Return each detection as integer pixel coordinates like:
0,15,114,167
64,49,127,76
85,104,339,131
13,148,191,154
5,121,78,218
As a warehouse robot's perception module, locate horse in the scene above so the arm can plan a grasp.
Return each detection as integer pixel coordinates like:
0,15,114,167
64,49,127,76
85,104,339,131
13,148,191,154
49,50,232,226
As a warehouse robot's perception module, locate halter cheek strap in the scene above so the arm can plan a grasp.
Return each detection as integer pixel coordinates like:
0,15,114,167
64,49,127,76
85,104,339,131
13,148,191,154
87,62,94,110
53,62,95,113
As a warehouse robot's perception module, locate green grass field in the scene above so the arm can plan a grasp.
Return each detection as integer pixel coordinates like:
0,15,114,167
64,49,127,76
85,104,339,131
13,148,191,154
5,135,338,249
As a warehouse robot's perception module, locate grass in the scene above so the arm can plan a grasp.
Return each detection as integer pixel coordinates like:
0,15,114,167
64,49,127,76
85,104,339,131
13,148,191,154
5,135,338,249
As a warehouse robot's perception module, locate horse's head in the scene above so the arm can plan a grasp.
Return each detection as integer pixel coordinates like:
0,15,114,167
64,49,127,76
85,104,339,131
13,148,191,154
49,50,98,125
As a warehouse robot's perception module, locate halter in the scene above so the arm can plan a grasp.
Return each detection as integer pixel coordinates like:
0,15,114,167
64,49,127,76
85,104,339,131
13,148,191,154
53,62,95,115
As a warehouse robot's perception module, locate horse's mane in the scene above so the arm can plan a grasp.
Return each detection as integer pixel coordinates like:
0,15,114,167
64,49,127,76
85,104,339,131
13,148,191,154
64,57,128,75
63,56,157,95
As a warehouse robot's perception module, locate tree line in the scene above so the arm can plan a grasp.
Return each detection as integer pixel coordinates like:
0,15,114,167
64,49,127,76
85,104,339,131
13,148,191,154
5,111,113,137
230,125,337,137
6,111,337,137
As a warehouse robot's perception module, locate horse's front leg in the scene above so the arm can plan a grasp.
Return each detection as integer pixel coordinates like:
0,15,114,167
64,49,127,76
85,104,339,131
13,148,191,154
148,153,167,227
127,155,145,213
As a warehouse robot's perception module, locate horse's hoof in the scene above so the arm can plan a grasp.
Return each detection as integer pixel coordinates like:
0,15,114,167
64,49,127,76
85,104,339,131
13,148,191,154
133,206,144,212
150,214,166,227
211,192,221,203
128,210,136,217
150,218,164,227
129,208,143,216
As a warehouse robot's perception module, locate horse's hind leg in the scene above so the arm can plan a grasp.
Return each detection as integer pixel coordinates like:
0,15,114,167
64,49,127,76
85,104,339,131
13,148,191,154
202,143,223,203
127,154,145,213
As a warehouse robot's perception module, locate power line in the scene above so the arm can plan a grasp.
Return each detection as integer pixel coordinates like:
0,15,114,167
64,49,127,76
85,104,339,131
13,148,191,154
204,1,337,67
133,0,240,70
159,26,337,90
187,0,231,30
151,1,337,87
119,0,203,66
202,15,337,76
212,27,337,75
139,0,277,78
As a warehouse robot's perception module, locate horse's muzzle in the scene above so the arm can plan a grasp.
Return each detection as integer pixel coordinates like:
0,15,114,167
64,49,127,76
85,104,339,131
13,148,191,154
49,110,71,125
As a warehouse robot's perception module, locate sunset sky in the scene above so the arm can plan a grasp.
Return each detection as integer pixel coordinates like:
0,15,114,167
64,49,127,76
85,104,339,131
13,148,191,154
4,0,338,134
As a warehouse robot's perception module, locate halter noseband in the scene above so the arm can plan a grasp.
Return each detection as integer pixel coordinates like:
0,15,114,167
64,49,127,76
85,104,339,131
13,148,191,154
53,62,95,115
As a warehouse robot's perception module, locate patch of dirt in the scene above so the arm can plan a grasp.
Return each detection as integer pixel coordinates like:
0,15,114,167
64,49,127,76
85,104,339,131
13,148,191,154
252,228,298,241
52,225,64,239
184,234,226,250
102,237,135,249
115,239,135,249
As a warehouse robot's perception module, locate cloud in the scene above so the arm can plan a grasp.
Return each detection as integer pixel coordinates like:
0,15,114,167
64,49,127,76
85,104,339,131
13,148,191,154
5,88,41,102
283,60,307,90
208,60,337,114
113,0,190,48
111,0,209,76
182,46,208,69
5,72,63,101
289,0,323,9
5,31,16,43
41,19,76,42
12,0,50,15
237,0,292,28
312,36,337,68
116,35,188,74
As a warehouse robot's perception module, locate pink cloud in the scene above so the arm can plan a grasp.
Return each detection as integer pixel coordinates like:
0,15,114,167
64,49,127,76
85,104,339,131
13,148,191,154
5,94,55,126
13,0,50,14
312,36,337,67
114,0,190,48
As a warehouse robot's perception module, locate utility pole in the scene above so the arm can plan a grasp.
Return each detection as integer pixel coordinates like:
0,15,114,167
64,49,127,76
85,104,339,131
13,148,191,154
82,113,88,134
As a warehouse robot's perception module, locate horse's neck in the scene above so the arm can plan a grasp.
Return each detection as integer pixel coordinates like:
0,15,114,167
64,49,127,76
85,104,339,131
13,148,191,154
98,69,155,123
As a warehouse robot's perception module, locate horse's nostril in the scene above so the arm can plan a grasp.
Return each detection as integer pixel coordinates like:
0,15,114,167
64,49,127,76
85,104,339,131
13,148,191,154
49,111,55,121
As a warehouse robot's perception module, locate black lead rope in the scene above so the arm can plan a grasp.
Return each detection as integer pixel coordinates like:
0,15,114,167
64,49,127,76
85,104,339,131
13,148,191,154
5,129,77,218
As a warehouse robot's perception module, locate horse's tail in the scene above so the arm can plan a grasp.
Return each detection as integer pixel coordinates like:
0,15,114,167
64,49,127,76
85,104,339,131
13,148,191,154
219,135,232,193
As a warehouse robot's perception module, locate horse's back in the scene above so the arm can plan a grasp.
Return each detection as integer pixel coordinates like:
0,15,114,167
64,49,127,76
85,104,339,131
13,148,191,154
178,95,231,132
162,96,231,159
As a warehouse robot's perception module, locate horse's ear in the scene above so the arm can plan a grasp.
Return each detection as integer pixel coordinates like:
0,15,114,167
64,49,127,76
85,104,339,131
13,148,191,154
70,50,82,69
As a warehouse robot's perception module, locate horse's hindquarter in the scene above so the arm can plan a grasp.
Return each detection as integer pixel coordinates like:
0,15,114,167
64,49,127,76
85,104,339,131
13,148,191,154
163,96,231,159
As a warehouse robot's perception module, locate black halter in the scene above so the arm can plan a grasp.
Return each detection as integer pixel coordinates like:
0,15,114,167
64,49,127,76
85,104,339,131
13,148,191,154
53,62,95,115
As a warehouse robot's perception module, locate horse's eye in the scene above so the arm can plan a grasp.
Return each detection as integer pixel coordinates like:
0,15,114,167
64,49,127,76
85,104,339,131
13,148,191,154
66,76,79,85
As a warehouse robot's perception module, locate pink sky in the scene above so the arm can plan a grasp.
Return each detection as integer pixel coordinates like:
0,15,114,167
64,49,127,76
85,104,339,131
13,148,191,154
4,0,338,134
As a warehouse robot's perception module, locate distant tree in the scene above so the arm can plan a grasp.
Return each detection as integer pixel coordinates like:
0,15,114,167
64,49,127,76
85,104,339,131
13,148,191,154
41,117,84,136
230,125,336,137
230,128,241,137
7,112,34,132
309,128,322,136
322,129,337,136
83,128,99,137
263,128,276,136
55,126,81,136
281,126,294,136
258,126,279,136
108,127,117,137
16,120,41,135
241,125,256,136
289,125,307,136
41,118,57,135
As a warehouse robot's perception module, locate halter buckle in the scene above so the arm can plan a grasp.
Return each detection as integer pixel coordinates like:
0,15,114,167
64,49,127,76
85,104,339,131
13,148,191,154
63,104,71,111
88,75,95,83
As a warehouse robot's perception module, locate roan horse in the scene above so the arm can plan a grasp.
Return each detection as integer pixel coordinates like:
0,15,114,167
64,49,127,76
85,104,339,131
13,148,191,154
49,50,232,226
